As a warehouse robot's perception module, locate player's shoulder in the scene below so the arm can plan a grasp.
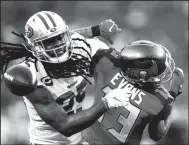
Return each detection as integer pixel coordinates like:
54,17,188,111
70,31,103,44
70,32,92,54
130,84,173,115
70,32,90,48
144,84,173,107
70,32,86,40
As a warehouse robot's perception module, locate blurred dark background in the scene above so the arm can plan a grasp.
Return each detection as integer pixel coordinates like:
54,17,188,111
1,1,188,144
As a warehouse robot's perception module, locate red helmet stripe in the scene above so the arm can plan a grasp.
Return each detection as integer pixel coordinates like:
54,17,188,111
37,14,50,30
45,12,56,28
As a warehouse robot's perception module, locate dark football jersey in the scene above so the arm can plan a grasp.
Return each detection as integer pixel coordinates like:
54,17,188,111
85,48,172,145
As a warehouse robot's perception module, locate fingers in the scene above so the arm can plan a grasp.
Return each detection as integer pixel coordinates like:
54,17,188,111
103,32,113,44
113,91,131,104
103,19,122,33
111,88,131,96
118,88,131,95
116,97,130,108
102,19,115,25
117,28,122,32
174,67,184,77
108,38,114,45
115,24,122,33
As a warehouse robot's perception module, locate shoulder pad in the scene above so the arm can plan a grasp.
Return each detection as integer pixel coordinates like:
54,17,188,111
71,32,92,57
152,85,174,106
71,32,86,40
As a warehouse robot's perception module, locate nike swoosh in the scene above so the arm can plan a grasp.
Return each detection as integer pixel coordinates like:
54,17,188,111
109,23,115,32
113,97,121,102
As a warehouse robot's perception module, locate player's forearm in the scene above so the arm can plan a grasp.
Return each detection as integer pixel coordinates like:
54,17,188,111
63,100,107,136
148,113,172,141
71,25,100,38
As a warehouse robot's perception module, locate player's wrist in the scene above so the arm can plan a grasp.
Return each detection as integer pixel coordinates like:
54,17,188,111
101,98,109,110
169,90,182,100
91,25,100,37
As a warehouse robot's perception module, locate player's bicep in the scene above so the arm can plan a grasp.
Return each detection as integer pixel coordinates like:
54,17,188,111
26,86,69,133
86,37,109,57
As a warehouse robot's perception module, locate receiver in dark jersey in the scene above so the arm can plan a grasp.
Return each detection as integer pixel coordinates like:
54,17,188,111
84,42,180,145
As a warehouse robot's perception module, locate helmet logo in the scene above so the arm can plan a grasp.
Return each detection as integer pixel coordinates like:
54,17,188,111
140,71,147,78
50,27,56,32
25,24,34,38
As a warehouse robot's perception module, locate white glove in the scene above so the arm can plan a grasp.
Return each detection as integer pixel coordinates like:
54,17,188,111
99,19,122,44
81,141,89,145
170,67,184,98
101,88,130,109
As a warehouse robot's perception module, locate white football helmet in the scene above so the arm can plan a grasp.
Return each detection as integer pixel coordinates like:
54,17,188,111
24,11,72,63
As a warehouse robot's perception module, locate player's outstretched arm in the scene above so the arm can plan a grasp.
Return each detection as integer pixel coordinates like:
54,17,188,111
26,86,128,137
72,19,121,44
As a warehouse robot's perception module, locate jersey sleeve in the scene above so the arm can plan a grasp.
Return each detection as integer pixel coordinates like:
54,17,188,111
86,37,109,57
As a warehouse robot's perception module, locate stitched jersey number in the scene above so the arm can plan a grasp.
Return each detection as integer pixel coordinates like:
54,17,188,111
56,91,85,115
99,86,141,143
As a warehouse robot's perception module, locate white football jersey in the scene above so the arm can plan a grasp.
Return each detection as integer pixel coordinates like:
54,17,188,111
20,33,108,145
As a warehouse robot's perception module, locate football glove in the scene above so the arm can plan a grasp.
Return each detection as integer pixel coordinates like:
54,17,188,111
101,88,130,109
99,19,122,44
81,141,89,145
169,67,184,99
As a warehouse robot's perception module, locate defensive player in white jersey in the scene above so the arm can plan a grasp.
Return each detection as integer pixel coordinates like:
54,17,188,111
0,11,128,145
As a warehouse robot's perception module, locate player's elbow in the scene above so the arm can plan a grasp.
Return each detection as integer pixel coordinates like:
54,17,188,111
59,127,77,137
51,121,75,137
148,120,167,141
60,130,73,137
49,123,72,137
149,131,165,141
51,125,72,137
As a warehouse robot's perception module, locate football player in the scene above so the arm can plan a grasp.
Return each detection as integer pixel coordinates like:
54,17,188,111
0,11,126,145
83,40,184,144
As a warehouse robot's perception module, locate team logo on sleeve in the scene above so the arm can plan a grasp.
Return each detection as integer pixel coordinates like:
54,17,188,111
25,24,34,38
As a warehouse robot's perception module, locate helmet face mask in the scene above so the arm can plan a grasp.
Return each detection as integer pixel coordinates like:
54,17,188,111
33,31,72,63
120,40,175,85
24,11,72,63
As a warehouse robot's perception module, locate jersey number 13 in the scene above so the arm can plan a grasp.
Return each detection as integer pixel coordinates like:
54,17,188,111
98,86,141,143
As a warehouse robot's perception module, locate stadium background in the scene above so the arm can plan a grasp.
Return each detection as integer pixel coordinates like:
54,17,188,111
1,1,188,144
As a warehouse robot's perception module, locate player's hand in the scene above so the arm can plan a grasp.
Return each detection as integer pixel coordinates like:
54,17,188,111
81,141,89,145
170,67,184,97
102,88,130,109
99,19,122,44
